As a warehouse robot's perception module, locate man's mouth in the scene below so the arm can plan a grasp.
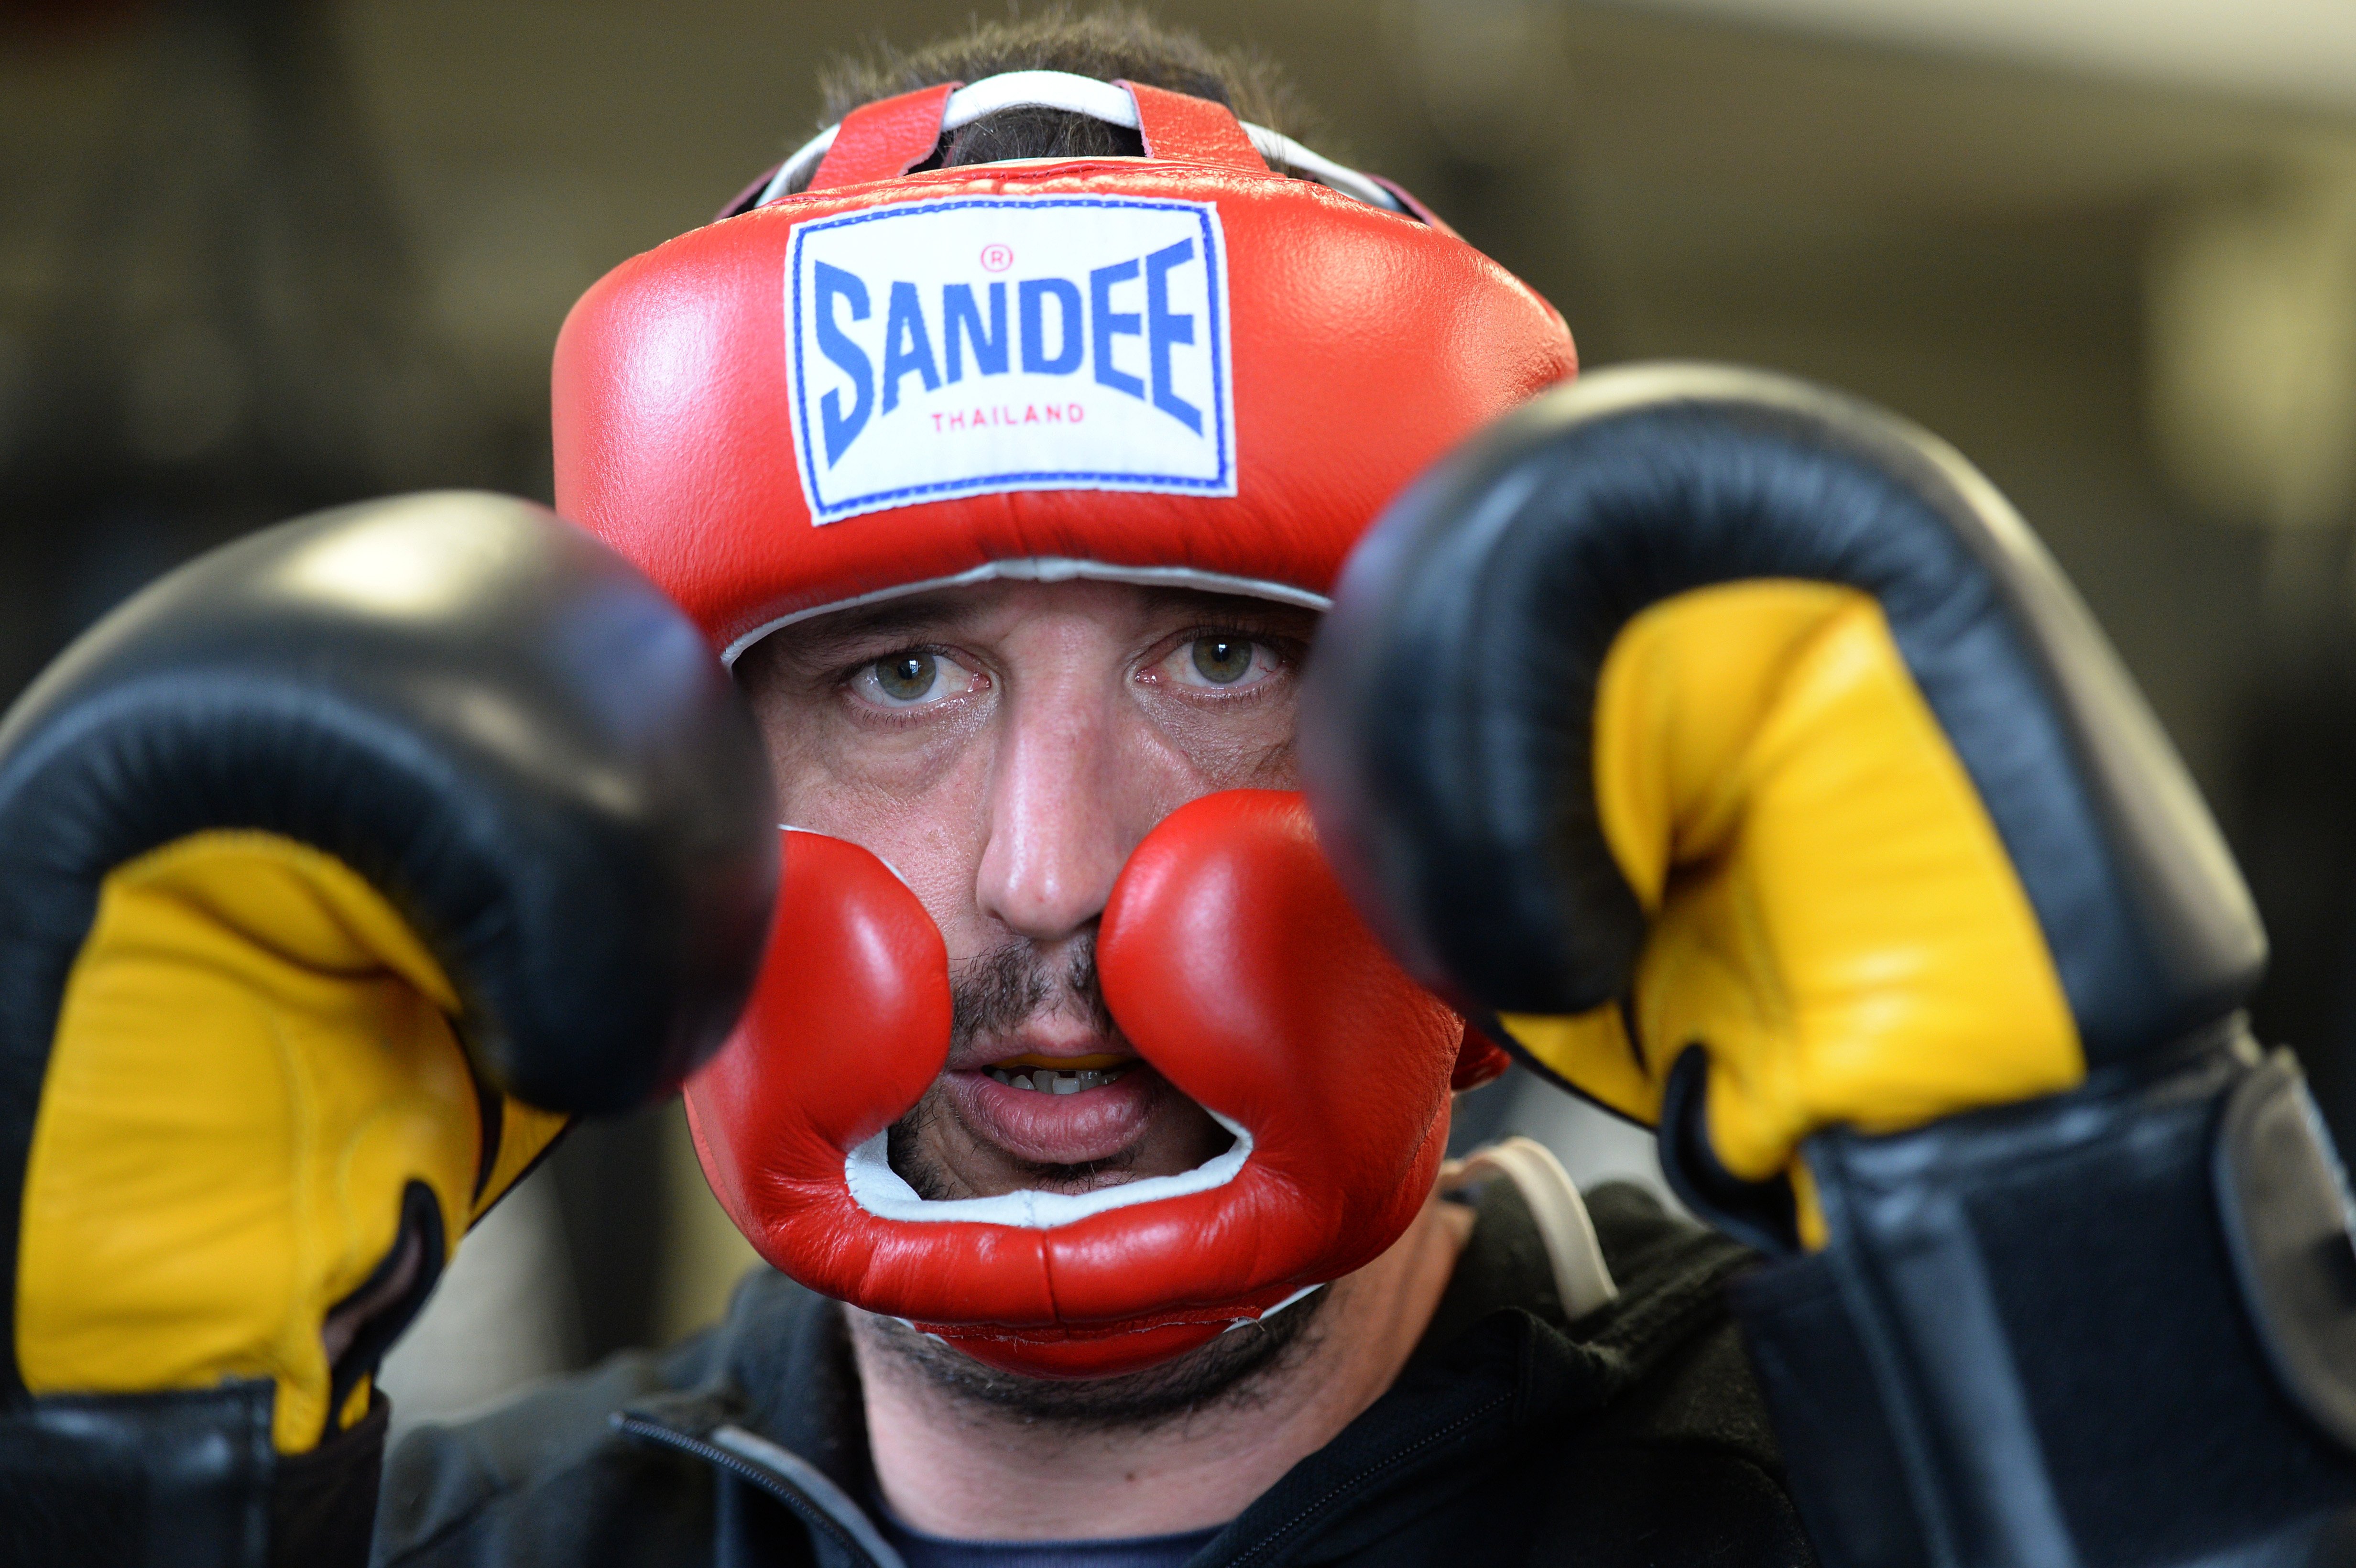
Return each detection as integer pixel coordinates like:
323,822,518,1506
938,1049,1163,1171
979,1052,1136,1095
909,939,1230,1193
898,1043,1237,1198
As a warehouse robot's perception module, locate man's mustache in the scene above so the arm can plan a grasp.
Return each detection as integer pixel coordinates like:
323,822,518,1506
949,932,1118,1053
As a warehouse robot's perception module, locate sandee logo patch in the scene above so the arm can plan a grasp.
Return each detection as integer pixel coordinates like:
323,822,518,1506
784,196,1235,524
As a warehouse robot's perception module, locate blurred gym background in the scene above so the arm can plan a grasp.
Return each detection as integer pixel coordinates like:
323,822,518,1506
6,0,2356,1436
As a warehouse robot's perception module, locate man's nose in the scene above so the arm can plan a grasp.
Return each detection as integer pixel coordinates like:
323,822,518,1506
973,675,1131,942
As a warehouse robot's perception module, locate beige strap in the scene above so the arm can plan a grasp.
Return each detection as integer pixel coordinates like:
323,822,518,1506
1443,1136,1619,1320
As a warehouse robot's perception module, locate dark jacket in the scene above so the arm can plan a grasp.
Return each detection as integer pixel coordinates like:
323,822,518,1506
373,1181,1815,1567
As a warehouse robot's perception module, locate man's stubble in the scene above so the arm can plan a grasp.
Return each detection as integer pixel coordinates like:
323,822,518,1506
849,1294,1330,1431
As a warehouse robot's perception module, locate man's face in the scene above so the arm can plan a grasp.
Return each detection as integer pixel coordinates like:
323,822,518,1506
736,578,1316,1200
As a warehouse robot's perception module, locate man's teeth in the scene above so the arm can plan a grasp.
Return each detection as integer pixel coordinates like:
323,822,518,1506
984,1065,1132,1094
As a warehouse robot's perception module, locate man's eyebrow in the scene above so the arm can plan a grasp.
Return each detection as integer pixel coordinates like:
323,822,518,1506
769,597,979,662
1131,587,1321,630
766,585,1323,669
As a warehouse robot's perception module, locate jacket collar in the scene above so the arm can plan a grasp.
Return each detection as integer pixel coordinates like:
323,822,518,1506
615,1179,1749,1568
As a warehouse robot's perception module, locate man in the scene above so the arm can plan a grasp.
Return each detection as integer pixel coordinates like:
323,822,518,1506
371,12,1812,1565
381,12,2356,1564
8,11,2353,1568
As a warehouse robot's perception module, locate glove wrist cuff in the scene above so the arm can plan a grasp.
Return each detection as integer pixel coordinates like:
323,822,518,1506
0,1381,386,1568
1735,1033,2356,1567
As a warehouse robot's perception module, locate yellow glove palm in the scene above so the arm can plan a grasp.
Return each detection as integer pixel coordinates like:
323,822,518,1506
1495,581,2083,1239
18,831,564,1452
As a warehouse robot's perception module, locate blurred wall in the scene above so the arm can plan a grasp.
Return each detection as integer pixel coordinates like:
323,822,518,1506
9,0,2356,1415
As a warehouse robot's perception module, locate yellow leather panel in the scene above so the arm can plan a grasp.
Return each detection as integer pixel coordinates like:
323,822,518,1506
1494,1007,1659,1124
16,831,558,1451
339,1374,373,1431
473,1099,570,1228
1789,1157,1828,1252
1502,582,2084,1205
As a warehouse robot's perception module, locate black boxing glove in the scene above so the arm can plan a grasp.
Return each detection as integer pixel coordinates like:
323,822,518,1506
1305,365,2356,1567
0,493,774,1568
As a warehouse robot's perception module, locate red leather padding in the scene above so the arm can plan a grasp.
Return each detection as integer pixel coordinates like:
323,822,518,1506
1118,79,1266,170
554,158,1574,656
1453,1024,1514,1091
682,831,952,1277
807,82,960,192
684,792,1464,1379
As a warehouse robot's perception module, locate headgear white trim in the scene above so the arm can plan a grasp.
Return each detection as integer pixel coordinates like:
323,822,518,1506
754,69,1407,215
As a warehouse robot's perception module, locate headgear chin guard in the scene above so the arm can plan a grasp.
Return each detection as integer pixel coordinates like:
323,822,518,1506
688,792,1470,1378
555,71,1574,1375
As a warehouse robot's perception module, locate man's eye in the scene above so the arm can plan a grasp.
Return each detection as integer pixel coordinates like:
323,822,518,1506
854,651,980,708
878,653,937,701
1191,638,1255,685
1162,635,1281,691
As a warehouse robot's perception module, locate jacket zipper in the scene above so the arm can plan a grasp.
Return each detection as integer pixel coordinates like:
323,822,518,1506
611,1411,901,1568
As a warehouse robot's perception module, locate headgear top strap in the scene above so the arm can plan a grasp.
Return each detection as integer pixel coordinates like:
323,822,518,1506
748,69,1405,215
805,81,961,192
1118,79,1265,170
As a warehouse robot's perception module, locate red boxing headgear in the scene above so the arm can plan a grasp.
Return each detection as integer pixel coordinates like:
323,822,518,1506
554,73,1574,656
555,73,1566,1373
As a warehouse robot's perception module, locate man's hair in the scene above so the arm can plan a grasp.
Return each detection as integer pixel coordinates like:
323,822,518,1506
789,6,1316,193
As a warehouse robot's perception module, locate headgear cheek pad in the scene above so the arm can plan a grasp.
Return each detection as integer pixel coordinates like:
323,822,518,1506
685,791,1467,1379
554,74,1570,1372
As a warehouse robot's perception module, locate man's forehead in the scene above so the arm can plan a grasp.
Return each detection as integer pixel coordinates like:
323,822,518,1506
774,579,1320,656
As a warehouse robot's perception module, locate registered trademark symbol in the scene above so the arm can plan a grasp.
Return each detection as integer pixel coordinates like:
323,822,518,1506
980,243,1014,272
